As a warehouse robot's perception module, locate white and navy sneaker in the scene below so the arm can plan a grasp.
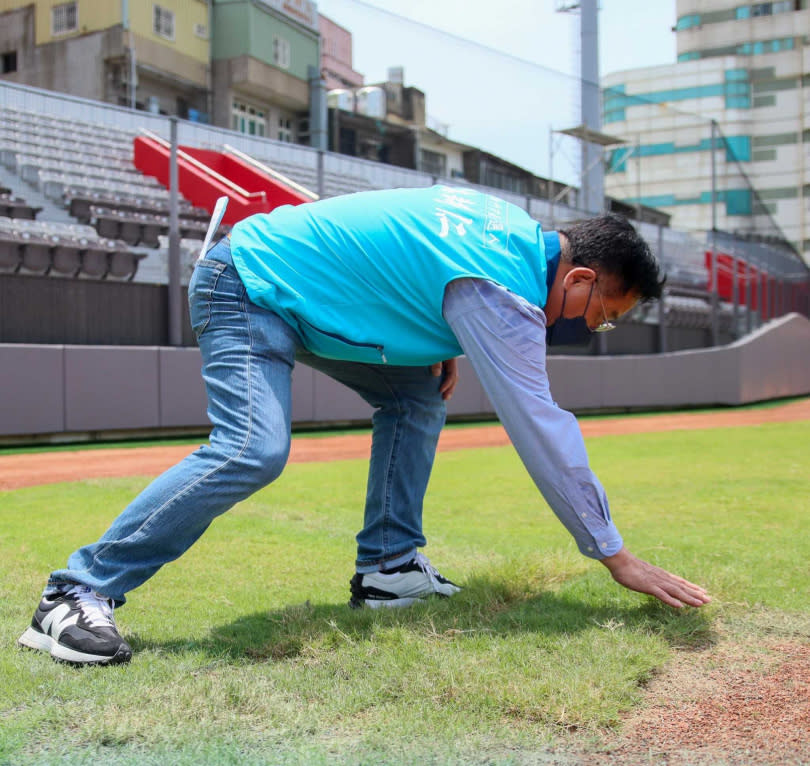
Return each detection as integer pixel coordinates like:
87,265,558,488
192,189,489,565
18,585,132,665
349,552,461,609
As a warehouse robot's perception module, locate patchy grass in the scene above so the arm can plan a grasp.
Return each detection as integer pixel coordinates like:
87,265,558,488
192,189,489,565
1,421,808,764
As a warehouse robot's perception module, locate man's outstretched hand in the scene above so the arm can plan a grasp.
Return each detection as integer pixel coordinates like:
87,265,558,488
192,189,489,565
600,547,711,608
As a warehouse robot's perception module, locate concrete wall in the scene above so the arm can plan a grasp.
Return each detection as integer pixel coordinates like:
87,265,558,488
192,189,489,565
1,313,808,442
547,312,810,411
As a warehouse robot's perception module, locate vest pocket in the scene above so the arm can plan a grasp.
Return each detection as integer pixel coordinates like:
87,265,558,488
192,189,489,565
297,317,387,364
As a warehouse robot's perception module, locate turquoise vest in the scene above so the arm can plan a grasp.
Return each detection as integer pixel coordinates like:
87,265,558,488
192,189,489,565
230,185,552,366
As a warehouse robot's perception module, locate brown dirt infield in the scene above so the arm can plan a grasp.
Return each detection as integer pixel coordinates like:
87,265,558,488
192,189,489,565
3,397,809,765
594,636,810,766
1,397,808,492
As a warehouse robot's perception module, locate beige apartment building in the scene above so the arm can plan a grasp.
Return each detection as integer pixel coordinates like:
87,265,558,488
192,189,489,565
603,0,810,261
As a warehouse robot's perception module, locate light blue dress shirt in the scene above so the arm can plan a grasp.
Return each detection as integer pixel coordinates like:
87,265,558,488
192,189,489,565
443,277,624,559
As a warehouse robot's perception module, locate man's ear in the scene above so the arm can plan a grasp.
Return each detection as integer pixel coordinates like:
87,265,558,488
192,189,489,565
562,266,596,290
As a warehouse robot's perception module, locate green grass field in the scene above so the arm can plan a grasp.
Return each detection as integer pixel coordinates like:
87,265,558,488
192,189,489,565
2,420,808,765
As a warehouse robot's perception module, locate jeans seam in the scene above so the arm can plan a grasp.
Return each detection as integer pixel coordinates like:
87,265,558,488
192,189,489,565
84,281,258,575
359,366,405,560
380,414,402,557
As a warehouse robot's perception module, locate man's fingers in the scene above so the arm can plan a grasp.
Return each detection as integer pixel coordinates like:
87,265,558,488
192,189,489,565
679,586,712,606
435,358,459,400
655,577,712,608
439,371,458,393
652,588,685,609
664,574,711,604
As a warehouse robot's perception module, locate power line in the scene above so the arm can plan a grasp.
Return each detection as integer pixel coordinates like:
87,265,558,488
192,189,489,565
329,0,584,85
330,0,717,122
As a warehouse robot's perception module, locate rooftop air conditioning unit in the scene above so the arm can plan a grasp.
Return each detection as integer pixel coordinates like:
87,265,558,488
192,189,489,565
327,89,355,112
355,86,386,119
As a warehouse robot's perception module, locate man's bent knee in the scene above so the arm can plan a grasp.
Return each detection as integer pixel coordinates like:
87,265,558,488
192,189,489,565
234,441,290,488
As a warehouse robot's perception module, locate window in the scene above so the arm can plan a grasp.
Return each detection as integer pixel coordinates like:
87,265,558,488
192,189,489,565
482,164,526,194
420,149,447,177
273,36,291,69
153,5,175,41
725,189,752,216
322,34,338,57
726,95,752,108
278,116,293,142
753,94,776,107
51,2,78,36
231,100,266,137
1,51,17,73
675,13,701,29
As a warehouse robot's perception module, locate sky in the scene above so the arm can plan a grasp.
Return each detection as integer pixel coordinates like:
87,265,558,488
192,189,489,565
313,0,677,182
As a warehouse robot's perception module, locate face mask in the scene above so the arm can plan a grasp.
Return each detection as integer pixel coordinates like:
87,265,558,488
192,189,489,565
545,284,595,347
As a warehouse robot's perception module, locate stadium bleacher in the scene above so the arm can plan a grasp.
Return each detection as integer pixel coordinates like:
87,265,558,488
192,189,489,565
250,155,376,199
0,105,218,281
67,192,207,226
0,216,145,279
0,104,386,285
0,188,41,220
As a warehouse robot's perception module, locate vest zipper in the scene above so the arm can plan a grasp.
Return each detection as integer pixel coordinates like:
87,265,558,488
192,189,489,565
299,318,387,364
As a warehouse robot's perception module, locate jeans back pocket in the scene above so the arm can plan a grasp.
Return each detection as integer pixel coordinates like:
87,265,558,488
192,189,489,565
188,260,227,339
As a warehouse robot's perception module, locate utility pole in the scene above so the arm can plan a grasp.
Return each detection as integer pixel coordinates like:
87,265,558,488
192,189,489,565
168,117,182,346
709,120,719,346
555,0,608,354
121,0,137,110
579,0,603,216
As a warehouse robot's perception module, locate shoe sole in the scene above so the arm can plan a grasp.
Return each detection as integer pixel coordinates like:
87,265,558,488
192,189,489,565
18,627,132,665
354,596,424,609
349,592,463,609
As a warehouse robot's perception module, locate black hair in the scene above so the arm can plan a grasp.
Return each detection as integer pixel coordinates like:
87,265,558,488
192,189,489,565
558,213,665,302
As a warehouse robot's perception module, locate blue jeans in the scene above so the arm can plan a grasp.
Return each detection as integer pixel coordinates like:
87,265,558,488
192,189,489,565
48,238,446,604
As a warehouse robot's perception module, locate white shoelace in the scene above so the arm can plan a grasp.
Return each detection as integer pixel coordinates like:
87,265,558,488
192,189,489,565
69,586,116,628
413,552,443,590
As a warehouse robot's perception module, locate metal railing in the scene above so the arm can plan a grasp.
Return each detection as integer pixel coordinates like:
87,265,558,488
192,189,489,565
140,130,267,203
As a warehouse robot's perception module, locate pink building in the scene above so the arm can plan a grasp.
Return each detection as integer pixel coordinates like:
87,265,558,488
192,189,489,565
319,15,364,91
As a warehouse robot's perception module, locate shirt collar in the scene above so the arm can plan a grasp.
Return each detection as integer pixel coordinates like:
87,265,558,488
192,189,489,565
543,231,561,294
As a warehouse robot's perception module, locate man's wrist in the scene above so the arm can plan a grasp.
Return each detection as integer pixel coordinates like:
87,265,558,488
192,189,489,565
599,546,633,573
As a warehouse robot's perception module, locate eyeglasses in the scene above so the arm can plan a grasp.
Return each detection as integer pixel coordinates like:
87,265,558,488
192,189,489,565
593,284,616,333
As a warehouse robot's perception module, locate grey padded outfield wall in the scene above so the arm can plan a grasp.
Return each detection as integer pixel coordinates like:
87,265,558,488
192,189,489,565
0,313,808,442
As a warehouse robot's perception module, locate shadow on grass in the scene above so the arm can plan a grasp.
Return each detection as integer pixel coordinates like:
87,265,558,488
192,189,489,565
130,575,716,661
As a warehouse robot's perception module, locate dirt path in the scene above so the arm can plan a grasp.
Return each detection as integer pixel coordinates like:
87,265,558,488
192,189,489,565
1,397,809,491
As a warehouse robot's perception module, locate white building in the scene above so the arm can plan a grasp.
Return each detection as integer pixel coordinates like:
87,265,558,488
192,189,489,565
602,0,809,262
